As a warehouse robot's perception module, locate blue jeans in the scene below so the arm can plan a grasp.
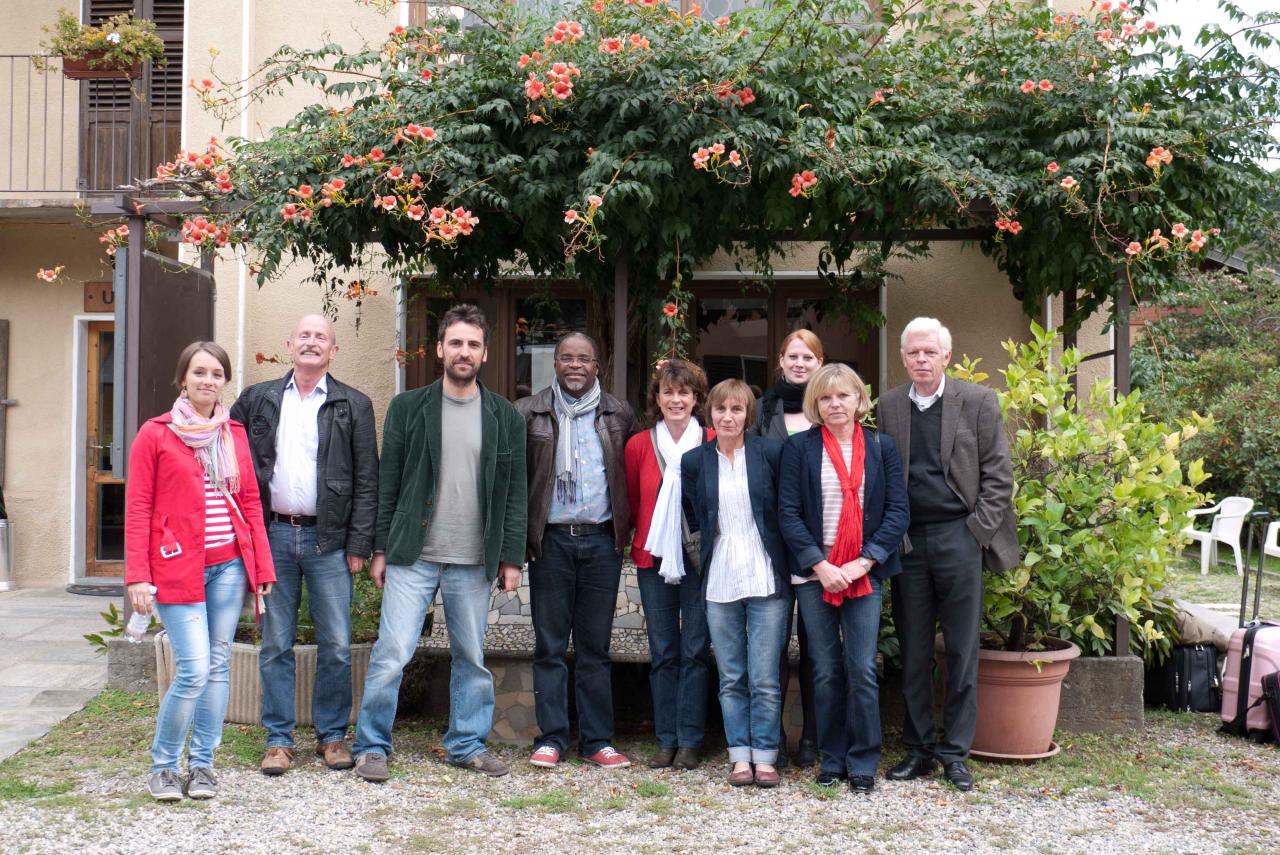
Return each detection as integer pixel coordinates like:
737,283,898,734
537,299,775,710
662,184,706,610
796,578,883,777
529,527,621,756
636,563,711,749
705,593,791,764
260,522,353,747
353,560,493,763
152,558,247,772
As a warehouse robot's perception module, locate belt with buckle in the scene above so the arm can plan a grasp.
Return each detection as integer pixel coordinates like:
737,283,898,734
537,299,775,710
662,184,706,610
271,512,318,527
548,521,613,537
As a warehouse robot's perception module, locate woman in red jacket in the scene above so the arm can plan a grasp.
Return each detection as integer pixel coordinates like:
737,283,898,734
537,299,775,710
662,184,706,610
624,359,712,770
125,341,275,802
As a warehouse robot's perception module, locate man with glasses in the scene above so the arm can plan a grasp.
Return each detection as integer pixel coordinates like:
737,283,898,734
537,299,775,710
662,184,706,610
515,332,639,769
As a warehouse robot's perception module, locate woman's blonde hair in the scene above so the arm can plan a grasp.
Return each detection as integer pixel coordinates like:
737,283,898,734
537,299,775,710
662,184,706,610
802,363,871,425
706,378,757,429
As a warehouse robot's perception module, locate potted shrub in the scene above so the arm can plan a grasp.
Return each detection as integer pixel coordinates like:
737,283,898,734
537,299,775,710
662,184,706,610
948,323,1210,758
39,9,166,80
155,571,433,727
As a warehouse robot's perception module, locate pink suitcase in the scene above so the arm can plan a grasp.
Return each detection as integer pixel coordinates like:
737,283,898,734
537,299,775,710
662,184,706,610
1220,621,1280,739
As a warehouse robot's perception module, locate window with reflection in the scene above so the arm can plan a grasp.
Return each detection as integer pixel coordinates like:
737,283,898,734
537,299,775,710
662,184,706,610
515,296,588,399
693,295,770,394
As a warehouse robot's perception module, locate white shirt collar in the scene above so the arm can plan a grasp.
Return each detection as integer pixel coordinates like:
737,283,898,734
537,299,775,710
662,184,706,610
908,375,945,411
286,373,328,397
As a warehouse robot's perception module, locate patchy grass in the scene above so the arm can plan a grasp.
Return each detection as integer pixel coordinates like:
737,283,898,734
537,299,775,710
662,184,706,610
975,709,1280,810
217,723,269,768
1164,555,1280,606
0,689,157,783
634,780,669,798
499,789,576,812
0,779,74,800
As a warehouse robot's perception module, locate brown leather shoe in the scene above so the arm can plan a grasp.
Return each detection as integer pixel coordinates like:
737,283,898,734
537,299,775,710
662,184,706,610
728,765,755,787
647,747,677,769
754,765,781,788
672,747,700,770
317,741,354,770
260,746,294,776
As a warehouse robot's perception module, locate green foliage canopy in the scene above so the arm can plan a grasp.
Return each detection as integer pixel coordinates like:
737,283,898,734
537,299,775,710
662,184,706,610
168,0,1280,332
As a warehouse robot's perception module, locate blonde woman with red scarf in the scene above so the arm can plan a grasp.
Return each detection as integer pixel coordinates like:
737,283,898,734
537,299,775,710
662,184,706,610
777,363,909,795
125,341,275,802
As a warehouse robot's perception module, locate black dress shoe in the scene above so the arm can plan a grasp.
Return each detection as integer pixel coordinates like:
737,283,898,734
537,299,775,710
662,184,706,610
885,755,937,781
848,775,875,794
647,747,676,769
792,739,818,768
815,770,845,787
943,760,974,792
774,747,790,771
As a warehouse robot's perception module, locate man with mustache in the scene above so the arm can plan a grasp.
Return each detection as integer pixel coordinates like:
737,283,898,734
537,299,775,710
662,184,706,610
351,304,526,781
516,332,639,769
231,314,379,775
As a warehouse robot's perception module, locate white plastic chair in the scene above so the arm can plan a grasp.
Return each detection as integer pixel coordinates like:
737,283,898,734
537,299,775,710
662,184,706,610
1265,521,1280,563
1182,497,1254,576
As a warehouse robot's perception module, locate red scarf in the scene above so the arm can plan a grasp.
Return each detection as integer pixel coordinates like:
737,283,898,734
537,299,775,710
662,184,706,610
821,425,871,605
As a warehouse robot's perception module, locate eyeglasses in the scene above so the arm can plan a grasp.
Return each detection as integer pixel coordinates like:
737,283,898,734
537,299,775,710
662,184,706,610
555,356,597,367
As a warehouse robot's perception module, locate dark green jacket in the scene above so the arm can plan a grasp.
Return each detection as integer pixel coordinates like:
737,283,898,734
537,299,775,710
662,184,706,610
373,380,527,579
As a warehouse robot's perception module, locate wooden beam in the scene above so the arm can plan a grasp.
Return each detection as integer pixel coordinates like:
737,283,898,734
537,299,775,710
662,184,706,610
612,253,629,399
0,320,9,487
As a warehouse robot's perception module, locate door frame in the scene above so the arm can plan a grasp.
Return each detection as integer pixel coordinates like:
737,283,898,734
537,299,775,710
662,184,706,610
68,313,117,585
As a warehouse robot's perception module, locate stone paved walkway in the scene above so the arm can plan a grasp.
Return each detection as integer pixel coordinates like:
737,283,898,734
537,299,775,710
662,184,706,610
0,587,111,760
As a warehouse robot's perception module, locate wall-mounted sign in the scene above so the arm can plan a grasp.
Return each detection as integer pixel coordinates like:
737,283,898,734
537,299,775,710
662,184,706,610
84,281,114,313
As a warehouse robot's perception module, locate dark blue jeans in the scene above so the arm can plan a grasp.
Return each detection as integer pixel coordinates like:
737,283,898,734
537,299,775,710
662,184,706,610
795,577,883,777
636,562,711,749
260,522,352,747
530,526,622,756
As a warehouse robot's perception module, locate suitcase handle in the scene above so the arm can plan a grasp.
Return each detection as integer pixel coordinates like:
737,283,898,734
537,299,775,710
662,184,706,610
1242,510,1272,628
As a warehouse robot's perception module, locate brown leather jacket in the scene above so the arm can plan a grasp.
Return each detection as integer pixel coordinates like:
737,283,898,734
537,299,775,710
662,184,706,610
514,385,640,558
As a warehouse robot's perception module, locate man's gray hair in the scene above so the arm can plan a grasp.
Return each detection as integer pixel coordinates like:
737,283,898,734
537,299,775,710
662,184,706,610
900,317,952,353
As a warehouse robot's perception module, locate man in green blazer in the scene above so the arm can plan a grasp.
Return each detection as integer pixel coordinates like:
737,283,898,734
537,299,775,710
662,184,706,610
352,305,527,782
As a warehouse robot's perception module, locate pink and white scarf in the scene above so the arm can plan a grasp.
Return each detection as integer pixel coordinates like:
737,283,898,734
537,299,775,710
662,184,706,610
167,396,240,494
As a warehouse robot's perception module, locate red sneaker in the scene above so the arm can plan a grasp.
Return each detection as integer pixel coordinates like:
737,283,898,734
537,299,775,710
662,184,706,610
529,744,561,768
585,746,631,769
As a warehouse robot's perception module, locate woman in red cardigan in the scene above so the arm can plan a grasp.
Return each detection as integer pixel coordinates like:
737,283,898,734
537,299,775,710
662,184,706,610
125,341,275,802
624,359,712,770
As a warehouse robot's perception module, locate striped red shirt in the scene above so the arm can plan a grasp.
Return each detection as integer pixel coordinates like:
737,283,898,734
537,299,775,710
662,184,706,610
204,473,238,550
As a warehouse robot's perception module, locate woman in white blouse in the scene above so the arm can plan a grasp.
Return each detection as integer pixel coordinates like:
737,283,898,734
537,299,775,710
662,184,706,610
680,379,790,788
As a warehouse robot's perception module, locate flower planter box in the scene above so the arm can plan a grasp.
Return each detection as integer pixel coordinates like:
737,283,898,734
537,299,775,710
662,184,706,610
61,54,142,80
155,632,372,727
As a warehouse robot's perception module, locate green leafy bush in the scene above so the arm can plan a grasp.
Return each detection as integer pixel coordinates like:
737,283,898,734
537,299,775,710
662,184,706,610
954,323,1210,658
1132,267,1280,512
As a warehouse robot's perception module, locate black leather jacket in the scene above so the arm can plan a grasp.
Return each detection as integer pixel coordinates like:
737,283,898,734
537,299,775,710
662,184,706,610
230,371,379,557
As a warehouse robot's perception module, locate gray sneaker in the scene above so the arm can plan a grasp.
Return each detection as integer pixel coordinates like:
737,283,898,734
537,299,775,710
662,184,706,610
148,768,184,802
354,752,390,782
185,767,217,799
450,751,510,778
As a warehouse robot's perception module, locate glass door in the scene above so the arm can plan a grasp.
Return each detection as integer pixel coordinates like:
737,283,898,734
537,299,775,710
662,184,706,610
86,321,124,577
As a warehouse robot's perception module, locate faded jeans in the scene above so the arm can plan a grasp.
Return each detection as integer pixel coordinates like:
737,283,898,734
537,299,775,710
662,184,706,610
260,522,353,748
705,593,791,765
354,560,494,763
152,558,246,771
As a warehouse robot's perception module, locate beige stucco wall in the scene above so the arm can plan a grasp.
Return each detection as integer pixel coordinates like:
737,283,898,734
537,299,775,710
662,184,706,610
0,224,110,587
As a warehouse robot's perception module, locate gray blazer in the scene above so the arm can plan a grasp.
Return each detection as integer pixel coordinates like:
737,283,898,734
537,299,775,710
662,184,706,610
877,377,1019,572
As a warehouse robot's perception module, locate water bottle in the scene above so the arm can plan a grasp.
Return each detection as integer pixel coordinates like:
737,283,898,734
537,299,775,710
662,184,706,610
125,586,158,643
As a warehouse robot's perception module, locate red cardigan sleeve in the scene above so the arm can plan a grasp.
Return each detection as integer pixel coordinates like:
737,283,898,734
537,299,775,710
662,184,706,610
124,423,161,587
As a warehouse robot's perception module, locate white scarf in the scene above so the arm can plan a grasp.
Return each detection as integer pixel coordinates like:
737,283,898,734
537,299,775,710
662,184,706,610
644,418,702,584
551,379,602,504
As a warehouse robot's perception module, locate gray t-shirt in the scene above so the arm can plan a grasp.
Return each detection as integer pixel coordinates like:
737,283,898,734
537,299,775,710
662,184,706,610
419,391,484,565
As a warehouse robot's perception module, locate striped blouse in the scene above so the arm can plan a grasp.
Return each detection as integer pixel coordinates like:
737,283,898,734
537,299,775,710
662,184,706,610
204,473,238,550
792,439,865,586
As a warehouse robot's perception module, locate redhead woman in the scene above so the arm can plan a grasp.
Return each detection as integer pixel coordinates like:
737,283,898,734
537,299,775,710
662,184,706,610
753,328,825,767
624,359,713,769
125,342,275,802
682,380,790,788
778,364,909,794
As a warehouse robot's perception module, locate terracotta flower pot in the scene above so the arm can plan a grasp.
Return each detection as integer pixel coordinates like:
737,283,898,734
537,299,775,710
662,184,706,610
61,52,142,80
936,633,1081,760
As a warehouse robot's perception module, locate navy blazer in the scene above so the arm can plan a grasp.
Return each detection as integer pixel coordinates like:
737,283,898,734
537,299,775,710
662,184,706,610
777,425,910,582
680,434,790,594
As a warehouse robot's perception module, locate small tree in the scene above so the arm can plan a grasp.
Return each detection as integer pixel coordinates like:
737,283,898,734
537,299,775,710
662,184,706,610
955,324,1211,657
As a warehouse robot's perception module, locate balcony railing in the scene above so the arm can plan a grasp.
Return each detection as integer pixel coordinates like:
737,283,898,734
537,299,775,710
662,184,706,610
1,54,178,198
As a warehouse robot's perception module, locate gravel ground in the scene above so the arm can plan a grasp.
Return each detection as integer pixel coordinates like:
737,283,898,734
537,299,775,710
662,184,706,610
2,714,1278,855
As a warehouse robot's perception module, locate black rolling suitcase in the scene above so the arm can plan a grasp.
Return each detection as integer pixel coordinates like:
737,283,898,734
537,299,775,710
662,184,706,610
1148,644,1221,712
